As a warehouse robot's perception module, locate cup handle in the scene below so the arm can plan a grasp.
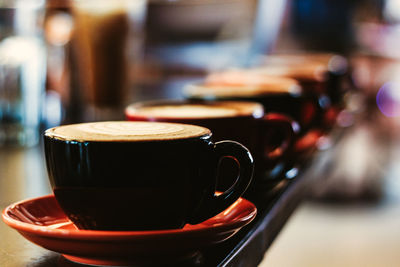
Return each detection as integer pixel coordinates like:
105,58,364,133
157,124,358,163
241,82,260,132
261,113,298,162
188,141,254,225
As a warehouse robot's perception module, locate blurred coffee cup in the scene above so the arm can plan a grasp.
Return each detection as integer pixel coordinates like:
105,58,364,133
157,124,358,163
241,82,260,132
258,53,351,103
183,73,322,133
183,73,330,170
126,100,296,197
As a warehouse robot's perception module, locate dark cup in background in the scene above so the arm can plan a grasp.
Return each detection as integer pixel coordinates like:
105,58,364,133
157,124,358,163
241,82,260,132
183,74,319,133
126,100,295,199
259,53,351,95
44,121,254,231
253,52,353,128
183,75,328,171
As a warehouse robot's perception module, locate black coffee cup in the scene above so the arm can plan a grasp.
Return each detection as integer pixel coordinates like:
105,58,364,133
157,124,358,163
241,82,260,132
248,53,351,130
258,52,351,106
183,75,325,174
44,121,254,231
183,74,321,134
126,100,295,194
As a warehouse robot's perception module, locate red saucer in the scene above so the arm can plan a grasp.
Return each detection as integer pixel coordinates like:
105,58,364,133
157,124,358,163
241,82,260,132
295,129,324,153
2,194,257,266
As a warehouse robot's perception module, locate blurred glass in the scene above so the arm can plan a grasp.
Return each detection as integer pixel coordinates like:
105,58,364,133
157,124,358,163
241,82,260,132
0,0,46,146
72,0,146,121
45,0,147,123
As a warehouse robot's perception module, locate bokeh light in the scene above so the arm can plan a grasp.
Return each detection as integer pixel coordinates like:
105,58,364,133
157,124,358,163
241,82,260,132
376,81,400,117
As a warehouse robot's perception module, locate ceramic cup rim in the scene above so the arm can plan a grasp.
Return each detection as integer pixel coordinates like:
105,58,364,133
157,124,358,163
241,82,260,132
182,82,304,100
125,99,266,121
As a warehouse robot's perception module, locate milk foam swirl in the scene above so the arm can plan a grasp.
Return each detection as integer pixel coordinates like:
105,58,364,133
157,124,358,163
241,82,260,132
133,105,237,118
126,101,264,119
45,121,210,142
185,72,301,98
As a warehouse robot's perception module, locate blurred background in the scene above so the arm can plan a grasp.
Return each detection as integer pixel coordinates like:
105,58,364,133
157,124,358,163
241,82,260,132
261,0,400,266
2,0,400,266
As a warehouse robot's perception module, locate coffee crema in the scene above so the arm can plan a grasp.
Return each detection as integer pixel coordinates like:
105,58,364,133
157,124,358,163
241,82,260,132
45,121,210,142
183,70,302,99
205,70,300,89
126,102,264,119
185,82,301,99
249,64,328,82
262,53,336,65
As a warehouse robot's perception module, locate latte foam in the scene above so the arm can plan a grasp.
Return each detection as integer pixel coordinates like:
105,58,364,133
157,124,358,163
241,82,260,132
45,121,210,142
184,70,301,98
262,53,335,66
261,53,348,78
126,101,264,119
250,65,328,82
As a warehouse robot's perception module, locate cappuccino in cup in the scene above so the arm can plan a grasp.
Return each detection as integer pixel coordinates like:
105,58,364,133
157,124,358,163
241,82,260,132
127,101,295,196
44,121,254,230
127,101,264,119
184,73,322,134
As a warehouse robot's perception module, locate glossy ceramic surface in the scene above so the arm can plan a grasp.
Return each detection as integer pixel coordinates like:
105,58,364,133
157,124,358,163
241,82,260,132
44,122,254,230
126,100,296,195
2,194,257,266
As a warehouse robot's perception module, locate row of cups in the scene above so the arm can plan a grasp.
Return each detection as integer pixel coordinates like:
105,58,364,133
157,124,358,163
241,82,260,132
127,52,352,188
44,53,351,231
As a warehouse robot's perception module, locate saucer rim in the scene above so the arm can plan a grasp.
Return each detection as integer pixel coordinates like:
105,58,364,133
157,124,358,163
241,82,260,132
2,194,257,240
